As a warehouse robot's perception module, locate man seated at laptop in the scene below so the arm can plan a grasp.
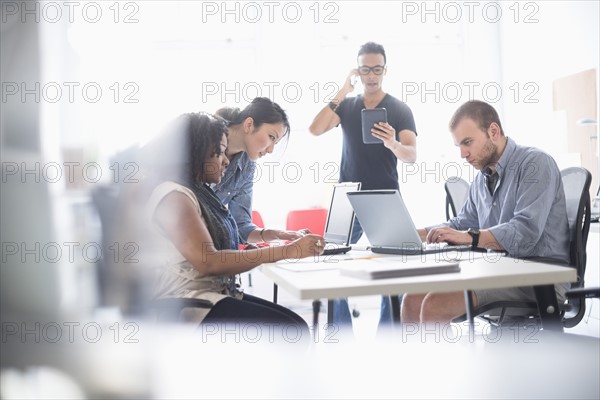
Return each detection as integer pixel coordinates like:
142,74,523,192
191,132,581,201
401,100,570,324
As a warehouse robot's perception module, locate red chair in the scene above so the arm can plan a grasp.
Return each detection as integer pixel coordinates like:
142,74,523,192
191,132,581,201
252,210,265,228
285,208,328,236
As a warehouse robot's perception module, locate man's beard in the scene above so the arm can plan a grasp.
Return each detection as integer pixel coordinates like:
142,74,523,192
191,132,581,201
479,139,498,170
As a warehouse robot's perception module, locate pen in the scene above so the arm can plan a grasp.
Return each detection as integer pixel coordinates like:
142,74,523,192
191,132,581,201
348,255,383,261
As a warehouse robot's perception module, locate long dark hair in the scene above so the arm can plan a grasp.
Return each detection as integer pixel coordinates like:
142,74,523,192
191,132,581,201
142,112,235,249
142,112,227,187
215,97,291,138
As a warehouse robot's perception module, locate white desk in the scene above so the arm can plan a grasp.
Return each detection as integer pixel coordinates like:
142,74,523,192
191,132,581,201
259,251,577,331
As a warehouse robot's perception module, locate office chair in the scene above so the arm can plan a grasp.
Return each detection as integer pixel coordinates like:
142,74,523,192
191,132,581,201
444,176,470,220
285,208,328,236
90,184,212,322
90,184,121,308
455,167,593,329
252,210,265,229
90,184,151,315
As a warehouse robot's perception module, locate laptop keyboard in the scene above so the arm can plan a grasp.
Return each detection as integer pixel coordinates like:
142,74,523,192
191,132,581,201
322,242,352,255
370,243,473,255
421,243,472,254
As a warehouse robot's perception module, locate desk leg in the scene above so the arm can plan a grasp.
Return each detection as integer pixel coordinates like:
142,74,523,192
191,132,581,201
390,295,401,325
327,300,334,325
312,300,321,332
464,290,475,338
534,284,563,332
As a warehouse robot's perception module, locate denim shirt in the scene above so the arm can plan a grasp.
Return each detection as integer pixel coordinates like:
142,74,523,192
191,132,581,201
440,137,570,262
212,152,257,243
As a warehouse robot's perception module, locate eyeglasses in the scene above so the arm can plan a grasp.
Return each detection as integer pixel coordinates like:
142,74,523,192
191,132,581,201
357,65,386,75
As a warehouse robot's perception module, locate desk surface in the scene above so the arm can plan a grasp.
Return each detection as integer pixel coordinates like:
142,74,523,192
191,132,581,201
259,251,577,300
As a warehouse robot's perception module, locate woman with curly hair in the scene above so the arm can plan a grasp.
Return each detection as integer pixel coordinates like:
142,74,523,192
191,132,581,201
142,112,322,335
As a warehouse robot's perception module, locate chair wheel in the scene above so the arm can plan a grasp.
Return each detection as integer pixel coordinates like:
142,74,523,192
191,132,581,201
352,309,360,318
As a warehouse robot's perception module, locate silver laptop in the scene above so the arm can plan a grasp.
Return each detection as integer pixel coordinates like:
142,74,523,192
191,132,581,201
321,182,361,255
346,190,473,255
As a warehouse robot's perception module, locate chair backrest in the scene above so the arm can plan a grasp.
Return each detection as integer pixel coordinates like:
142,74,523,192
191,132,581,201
561,167,592,328
252,210,265,228
444,177,470,220
90,184,147,315
90,185,120,306
561,167,592,286
286,208,328,236
452,167,593,328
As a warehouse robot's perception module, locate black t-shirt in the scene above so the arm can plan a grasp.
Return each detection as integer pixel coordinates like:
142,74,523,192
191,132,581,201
336,93,417,190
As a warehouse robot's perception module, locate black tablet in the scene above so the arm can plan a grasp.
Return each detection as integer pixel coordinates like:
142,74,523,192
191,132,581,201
361,108,387,144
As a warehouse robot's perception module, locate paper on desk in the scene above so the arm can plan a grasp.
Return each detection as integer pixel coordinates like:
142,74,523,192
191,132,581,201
274,251,496,272
274,254,359,272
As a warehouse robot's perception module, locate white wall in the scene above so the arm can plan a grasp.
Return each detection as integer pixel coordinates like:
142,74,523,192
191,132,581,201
36,1,599,231
498,1,599,157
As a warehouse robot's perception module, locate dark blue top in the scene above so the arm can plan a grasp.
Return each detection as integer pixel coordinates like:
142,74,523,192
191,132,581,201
336,93,417,190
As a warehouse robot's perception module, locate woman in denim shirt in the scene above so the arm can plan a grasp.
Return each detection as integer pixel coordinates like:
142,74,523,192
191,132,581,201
214,97,308,244
143,112,322,334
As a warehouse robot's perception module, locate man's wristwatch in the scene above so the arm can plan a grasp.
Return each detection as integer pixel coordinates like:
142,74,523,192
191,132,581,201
328,101,340,113
467,228,480,248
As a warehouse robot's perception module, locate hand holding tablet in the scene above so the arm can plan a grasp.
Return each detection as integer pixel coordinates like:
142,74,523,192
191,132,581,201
361,108,387,144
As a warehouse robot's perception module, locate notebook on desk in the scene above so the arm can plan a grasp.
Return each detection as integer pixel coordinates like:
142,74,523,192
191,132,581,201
339,260,460,280
346,190,475,256
320,182,361,255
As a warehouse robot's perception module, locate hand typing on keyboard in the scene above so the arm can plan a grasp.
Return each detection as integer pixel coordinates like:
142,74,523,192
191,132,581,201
425,226,471,245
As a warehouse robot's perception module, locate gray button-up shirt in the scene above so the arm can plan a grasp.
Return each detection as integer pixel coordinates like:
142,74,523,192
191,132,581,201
443,137,570,262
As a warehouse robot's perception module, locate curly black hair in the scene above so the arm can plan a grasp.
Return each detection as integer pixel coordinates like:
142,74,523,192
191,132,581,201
143,112,228,188
186,112,229,186
141,112,233,249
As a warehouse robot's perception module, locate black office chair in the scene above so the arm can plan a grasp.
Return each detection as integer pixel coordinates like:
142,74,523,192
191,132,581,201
90,184,121,308
90,184,147,314
456,167,593,328
90,184,212,322
444,176,470,220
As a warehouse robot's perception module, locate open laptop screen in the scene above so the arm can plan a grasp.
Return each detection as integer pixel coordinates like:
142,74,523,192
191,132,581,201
346,189,422,248
323,182,361,244
346,190,478,256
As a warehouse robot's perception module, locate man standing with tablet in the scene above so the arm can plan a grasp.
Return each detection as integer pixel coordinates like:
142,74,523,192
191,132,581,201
309,42,418,330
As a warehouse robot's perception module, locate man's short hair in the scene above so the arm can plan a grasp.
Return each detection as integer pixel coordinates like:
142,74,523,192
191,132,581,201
357,42,386,64
449,100,504,136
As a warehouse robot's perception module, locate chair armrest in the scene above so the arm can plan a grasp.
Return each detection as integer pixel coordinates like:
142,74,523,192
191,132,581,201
152,297,213,309
566,287,600,299
151,298,213,322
